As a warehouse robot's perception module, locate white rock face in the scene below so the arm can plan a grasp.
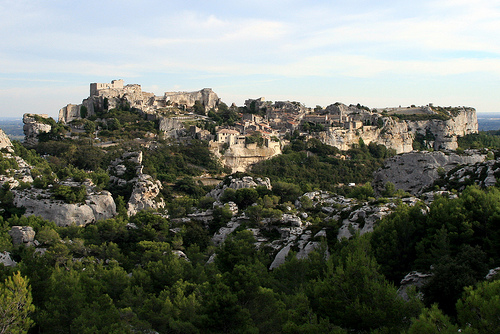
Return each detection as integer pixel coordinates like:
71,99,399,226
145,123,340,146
320,108,478,154
373,150,486,195
158,117,185,138
58,104,81,124
23,114,52,146
127,174,165,216
222,144,282,173
0,128,13,151
12,188,116,227
164,88,220,111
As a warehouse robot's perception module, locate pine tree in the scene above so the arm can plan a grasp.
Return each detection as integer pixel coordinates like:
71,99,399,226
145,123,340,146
0,271,35,334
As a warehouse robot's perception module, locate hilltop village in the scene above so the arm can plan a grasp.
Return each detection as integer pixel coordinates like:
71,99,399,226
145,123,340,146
54,80,478,172
3,80,500,333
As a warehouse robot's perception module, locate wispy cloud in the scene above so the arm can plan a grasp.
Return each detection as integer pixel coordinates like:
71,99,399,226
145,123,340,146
1,0,500,117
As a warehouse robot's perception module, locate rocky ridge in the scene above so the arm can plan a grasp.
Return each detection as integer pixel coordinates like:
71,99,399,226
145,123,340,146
202,177,440,270
0,128,13,151
320,105,478,154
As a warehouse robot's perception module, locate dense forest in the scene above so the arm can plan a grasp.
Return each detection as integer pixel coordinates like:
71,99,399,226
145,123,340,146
2,107,500,333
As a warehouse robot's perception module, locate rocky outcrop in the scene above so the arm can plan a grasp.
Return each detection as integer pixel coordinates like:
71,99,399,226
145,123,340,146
373,150,486,195
486,267,500,280
207,176,272,200
0,128,13,151
12,185,116,227
439,157,500,191
58,104,81,124
397,271,432,301
0,252,16,267
23,114,52,146
221,144,282,173
164,88,220,112
127,174,165,216
0,153,33,189
108,151,165,216
8,226,36,246
320,107,478,154
158,117,185,138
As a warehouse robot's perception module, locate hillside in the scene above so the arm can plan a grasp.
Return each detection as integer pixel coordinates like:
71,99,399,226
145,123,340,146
1,82,500,333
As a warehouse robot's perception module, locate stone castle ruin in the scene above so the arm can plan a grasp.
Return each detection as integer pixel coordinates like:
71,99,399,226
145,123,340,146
58,80,221,124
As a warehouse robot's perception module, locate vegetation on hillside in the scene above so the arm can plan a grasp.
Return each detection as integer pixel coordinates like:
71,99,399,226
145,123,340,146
2,108,500,332
252,137,395,194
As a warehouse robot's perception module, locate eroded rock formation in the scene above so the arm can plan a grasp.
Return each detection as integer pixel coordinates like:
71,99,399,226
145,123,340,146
108,151,165,216
9,226,36,246
320,106,478,154
23,113,52,146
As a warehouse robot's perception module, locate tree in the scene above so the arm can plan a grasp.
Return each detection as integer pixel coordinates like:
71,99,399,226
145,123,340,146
456,279,500,333
408,304,460,334
422,245,488,316
83,120,96,135
80,105,88,119
313,236,422,332
193,100,205,115
0,272,35,334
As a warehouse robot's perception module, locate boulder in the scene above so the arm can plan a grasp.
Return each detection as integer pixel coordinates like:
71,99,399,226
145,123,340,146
373,150,486,195
0,251,16,267
207,176,272,200
12,188,116,227
397,271,432,301
9,226,36,246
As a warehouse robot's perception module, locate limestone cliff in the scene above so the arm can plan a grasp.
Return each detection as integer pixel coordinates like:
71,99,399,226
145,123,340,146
164,88,220,112
0,128,13,151
23,113,52,146
219,143,282,173
320,106,478,154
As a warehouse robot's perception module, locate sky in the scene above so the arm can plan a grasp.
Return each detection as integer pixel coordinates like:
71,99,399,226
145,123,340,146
1,0,500,120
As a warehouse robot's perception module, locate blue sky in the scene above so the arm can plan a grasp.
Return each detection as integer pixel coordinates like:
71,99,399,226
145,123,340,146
1,0,500,119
